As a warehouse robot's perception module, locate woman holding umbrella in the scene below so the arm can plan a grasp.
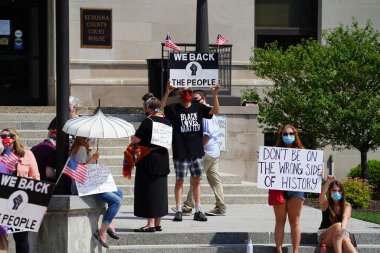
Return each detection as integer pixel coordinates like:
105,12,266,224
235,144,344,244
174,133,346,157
131,95,172,232
69,137,123,248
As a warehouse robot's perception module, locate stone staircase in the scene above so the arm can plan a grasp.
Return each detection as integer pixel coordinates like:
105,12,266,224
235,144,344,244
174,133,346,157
2,107,380,253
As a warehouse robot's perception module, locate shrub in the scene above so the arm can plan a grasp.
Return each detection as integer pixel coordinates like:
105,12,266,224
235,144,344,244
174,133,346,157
240,88,260,104
341,178,373,209
348,160,380,191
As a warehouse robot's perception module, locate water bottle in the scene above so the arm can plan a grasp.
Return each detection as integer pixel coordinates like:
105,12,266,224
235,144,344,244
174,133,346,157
320,243,327,253
246,238,253,253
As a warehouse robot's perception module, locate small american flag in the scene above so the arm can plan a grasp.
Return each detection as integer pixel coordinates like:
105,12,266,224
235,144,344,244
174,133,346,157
164,34,181,51
63,158,87,184
216,33,228,46
0,147,19,173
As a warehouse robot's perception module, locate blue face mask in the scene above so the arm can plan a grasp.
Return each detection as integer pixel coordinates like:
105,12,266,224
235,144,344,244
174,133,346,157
282,135,295,145
331,192,343,201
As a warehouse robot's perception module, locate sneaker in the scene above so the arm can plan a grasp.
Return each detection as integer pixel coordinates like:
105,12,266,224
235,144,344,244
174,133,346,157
193,211,208,222
205,208,226,216
173,211,183,222
171,204,193,216
182,204,193,214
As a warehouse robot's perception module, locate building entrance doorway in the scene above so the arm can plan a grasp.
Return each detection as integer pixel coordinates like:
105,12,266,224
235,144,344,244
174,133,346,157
0,0,47,105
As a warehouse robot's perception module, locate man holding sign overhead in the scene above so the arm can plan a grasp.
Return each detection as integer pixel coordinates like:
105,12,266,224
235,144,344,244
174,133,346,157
161,81,220,222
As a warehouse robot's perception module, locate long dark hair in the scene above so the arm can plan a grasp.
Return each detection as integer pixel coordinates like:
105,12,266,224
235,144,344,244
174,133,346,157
327,180,346,224
275,124,304,149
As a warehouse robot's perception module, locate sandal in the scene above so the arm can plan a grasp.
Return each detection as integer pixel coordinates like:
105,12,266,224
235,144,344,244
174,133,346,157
94,230,109,248
134,226,155,232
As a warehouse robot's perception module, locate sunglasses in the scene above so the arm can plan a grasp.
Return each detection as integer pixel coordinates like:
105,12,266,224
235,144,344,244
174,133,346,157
282,132,295,137
0,134,12,139
181,90,193,94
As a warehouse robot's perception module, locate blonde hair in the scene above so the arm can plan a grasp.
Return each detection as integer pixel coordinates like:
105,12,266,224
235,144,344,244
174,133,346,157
1,128,25,157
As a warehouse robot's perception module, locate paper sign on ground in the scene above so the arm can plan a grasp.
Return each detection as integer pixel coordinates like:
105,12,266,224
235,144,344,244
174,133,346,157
151,121,172,149
0,174,54,232
257,146,323,193
76,164,117,196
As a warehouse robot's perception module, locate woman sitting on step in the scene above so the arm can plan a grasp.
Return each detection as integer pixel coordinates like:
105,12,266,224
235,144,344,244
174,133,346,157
317,175,357,253
69,136,123,248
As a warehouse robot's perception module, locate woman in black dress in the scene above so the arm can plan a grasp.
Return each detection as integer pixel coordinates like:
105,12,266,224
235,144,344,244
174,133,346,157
131,96,172,232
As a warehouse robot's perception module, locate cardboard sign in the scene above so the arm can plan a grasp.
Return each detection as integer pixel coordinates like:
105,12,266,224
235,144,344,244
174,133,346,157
151,121,172,149
76,164,117,196
169,53,218,87
257,146,323,193
214,115,227,151
0,174,54,232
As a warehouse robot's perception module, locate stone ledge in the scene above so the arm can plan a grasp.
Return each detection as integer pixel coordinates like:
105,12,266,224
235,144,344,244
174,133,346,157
47,195,105,212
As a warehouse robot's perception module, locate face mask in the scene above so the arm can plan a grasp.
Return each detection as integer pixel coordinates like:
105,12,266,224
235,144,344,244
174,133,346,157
87,138,96,146
1,137,12,148
282,135,295,145
331,192,342,201
192,99,201,104
180,93,193,102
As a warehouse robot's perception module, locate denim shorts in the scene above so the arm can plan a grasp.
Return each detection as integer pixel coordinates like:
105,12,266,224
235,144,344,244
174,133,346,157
173,157,204,179
283,190,306,199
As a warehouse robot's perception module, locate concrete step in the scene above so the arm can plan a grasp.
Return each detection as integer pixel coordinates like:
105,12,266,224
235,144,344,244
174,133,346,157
113,173,243,185
0,112,144,122
108,244,380,253
118,182,266,196
107,232,380,247
121,194,268,205
25,138,133,148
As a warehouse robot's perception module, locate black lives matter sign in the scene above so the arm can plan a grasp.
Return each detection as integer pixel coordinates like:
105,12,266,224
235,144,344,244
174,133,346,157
81,8,112,48
0,174,54,231
169,53,218,87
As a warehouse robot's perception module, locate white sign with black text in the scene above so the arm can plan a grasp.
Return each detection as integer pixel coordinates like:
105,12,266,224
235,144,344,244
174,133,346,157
76,164,117,196
169,53,219,87
151,121,173,150
257,146,323,193
0,174,54,232
214,115,227,151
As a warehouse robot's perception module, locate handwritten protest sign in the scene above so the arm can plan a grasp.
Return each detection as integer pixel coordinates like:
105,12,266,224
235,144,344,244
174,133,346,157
214,115,227,151
0,174,54,232
151,121,172,149
76,164,117,196
257,146,323,193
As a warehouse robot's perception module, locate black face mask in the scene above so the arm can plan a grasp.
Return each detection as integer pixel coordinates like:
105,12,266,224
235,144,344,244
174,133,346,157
192,99,201,104
145,112,150,116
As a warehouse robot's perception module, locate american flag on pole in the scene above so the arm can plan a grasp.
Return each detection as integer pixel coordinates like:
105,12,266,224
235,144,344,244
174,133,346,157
216,33,228,46
63,158,87,184
0,147,19,173
164,34,181,51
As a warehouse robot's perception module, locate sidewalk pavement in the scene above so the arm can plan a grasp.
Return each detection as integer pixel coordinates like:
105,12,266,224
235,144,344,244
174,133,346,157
114,204,380,233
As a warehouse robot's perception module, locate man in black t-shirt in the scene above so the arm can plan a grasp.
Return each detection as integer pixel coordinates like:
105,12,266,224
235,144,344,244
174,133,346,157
161,82,220,222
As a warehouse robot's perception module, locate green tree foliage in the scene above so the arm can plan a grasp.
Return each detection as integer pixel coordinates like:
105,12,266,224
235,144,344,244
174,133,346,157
349,160,380,191
250,19,380,179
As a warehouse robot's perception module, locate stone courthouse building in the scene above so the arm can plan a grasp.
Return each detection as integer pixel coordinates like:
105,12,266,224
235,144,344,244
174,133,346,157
0,0,380,179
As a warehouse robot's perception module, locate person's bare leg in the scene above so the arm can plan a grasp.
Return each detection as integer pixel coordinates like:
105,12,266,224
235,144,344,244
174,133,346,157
273,202,287,253
191,176,201,206
175,179,184,207
287,198,304,253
